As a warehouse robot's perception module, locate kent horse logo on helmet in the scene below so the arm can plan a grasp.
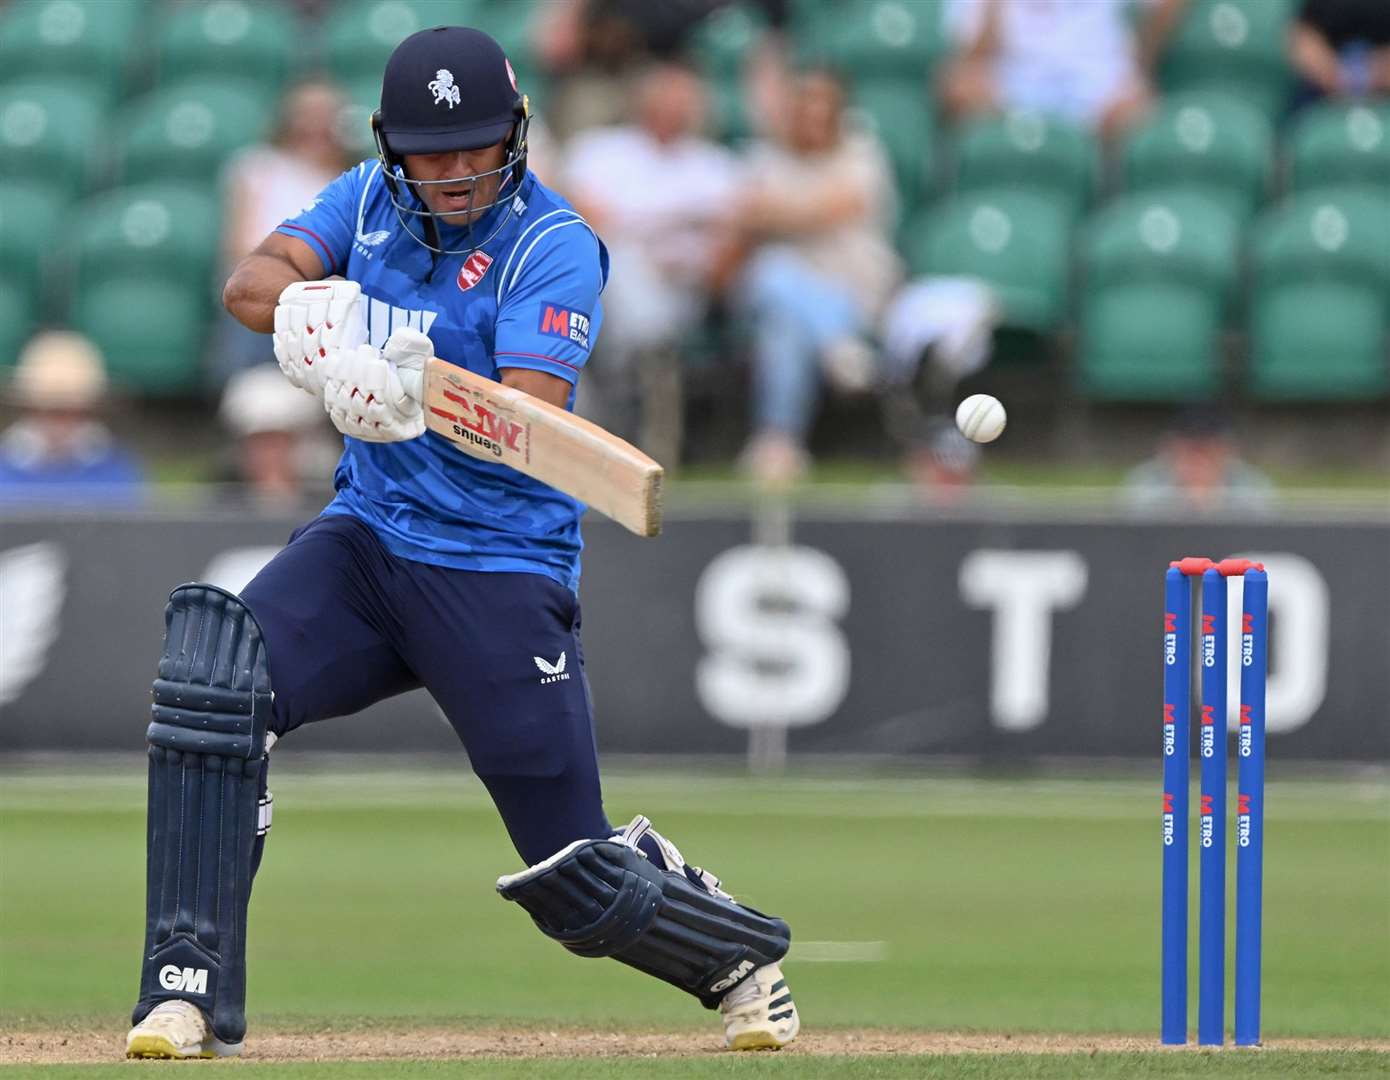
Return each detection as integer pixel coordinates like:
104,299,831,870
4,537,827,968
428,69,461,109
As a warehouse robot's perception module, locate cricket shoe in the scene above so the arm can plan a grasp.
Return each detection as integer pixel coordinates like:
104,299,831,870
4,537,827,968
126,1000,241,1059
719,962,800,1050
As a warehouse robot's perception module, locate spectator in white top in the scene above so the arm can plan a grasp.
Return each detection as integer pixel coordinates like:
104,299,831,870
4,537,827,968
940,0,1188,140
561,62,740,464
719,65,903,487
217,364,337,508
211,80,352,386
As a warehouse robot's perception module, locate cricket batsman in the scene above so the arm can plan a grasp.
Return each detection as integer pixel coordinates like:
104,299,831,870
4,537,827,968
124,27,798,1058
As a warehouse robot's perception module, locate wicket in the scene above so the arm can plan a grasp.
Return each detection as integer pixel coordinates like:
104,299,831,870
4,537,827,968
1161,557,1267,1047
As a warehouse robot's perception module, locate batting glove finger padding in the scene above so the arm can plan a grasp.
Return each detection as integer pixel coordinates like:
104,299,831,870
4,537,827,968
272,280,366,397
320,339,426,443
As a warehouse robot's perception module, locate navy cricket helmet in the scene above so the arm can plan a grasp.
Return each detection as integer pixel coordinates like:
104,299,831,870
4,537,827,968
371,26,530,254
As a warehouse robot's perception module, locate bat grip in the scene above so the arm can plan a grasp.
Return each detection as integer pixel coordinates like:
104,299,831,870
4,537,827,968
395,356,424,404
383,331,429,404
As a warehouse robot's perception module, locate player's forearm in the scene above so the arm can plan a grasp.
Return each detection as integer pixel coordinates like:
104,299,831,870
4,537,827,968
224,233,328,332
1135,0,1189,72
742,187,867,235
223,253,312,333
1288,23,1343,93
498,366,572,409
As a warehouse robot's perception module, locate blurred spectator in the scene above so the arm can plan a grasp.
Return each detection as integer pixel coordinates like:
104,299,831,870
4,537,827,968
720,66,902,487
1289,0,1390,107
901,416,982,495
211,80,351,386
0,332,145,504
561,62,739,465
940,0,1188,140
218,365,335,508
1123,409,1275,514
536,0,790,137
877,277,1000,492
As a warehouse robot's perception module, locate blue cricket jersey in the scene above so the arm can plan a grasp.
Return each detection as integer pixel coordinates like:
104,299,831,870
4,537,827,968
276,161,608,593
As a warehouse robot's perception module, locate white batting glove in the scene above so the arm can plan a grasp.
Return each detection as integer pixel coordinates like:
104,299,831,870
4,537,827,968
386,326,429,405
320,328,432,443
272,280,366,397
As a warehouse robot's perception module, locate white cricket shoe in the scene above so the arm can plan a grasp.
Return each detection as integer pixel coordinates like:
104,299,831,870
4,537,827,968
719,962,800,1050
126,999,240,1059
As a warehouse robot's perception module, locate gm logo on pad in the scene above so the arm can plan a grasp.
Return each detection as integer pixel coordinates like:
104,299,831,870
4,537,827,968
539,303,590,351
159,964,208,994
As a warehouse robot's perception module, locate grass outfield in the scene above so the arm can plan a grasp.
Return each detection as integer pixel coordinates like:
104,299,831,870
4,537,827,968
6,1052,1390,1079
2,762,1386,1076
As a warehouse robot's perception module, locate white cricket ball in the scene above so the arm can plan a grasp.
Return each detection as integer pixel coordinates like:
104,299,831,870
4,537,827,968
955,394,1007,443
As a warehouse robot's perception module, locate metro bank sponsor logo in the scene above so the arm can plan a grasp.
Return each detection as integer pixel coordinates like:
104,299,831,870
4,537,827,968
538,303,591,350
1162,791,1176,846
1201,614,1217,668
1236,792,1254,847
1241,612,1255,667
1199,704,1217,758
1164,612,1177,665
1238,703,1254,757
1162,703,1177,756
1200,793,1216,848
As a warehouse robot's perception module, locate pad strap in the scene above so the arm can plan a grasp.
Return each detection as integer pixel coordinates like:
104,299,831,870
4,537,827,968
133,585,273,1048
497,834,790,1008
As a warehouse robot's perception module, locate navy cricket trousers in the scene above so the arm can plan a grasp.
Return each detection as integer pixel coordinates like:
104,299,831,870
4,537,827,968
238,513,611,864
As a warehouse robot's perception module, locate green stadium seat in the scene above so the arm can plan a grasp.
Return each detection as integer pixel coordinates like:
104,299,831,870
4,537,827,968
70,277,208,394
325,1,484,84
1122,92,1272,224
903,188,1071,330
1076,192,1239,401
952,111,1097,222
1286,102,1390,198
340,77,384,160
0,78,104,199
708,80,751,145
115,78,274,186
0,181,64,317
791,0,946,78
0,0,148,108
850,77,934,209
63,184,222,394
66,184,221,295
0,280,33,368
1246,189,1390,400
1159,0,1295,118
153,0,299,93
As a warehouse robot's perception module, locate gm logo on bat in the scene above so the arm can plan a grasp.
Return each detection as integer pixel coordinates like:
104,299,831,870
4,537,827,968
539,303,590,350
438,390,526,459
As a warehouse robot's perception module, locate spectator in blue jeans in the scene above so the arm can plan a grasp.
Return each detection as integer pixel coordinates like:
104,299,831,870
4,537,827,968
718,66,902,487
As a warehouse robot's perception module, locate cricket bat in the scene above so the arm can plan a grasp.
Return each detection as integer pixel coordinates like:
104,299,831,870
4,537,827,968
421,357,663,537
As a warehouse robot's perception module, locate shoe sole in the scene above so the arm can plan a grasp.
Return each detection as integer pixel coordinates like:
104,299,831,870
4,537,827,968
126,1033,214,1059
728,1030,793,1051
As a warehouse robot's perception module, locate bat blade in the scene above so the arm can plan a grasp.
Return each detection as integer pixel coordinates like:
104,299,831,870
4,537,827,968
422,357,663,537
